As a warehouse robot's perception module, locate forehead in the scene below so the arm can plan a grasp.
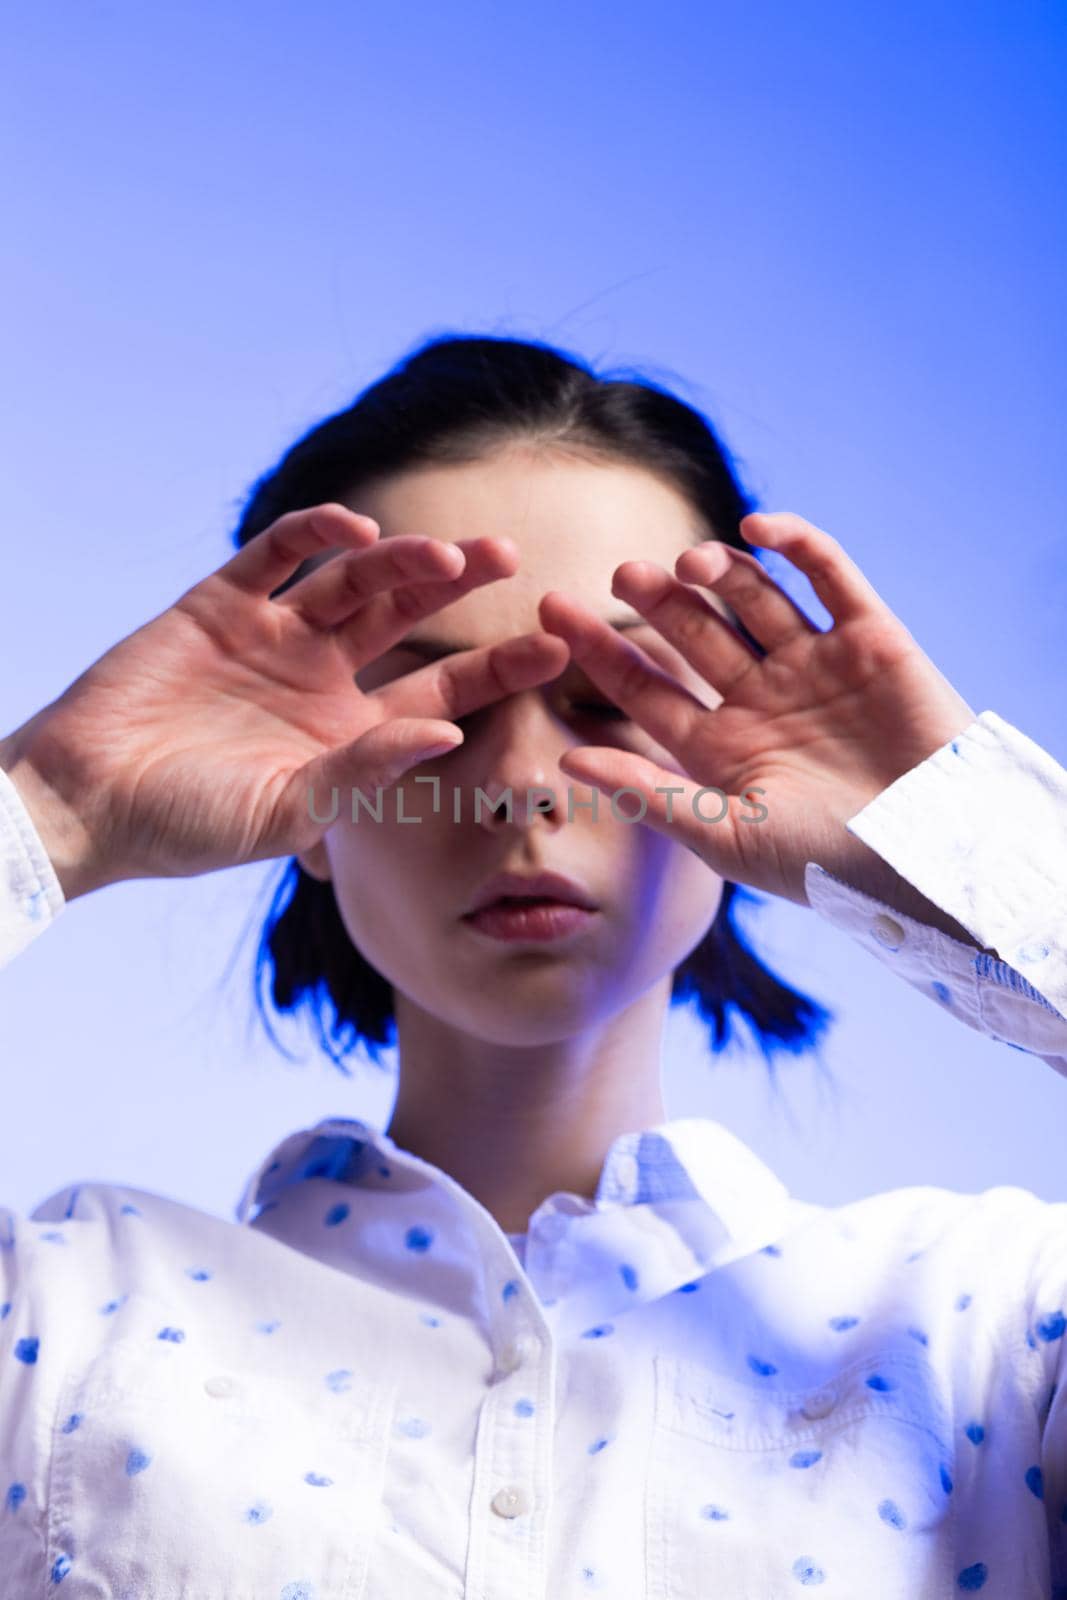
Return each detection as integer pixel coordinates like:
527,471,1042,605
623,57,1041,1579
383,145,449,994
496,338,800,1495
301,447,734,641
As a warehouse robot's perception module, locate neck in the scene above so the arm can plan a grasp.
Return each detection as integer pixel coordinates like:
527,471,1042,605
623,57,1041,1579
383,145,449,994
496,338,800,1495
384,977,672,1235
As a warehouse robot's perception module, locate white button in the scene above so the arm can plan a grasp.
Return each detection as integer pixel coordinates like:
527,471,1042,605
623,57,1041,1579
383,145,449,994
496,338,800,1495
800,1388,836,1420
871,914,905,950
495,1335,537,1378
613,1152,639,1192
491,1484,531,1518
203,1374,235,1399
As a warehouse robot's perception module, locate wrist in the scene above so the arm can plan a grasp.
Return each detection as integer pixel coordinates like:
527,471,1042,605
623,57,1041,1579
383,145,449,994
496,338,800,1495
0,722,115,902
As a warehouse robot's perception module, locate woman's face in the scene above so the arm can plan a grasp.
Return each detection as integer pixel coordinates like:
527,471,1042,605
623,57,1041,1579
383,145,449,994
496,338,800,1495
306,445,730,1047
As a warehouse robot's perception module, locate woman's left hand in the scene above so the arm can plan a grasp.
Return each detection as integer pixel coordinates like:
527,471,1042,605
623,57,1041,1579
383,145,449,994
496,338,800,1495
539,511,978,912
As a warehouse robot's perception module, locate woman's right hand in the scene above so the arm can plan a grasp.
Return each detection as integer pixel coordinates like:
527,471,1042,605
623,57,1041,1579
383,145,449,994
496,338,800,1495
0,503,571,900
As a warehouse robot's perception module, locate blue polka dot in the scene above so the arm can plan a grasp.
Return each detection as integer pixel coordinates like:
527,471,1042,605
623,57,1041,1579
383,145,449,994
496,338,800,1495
700,1503,730,1520
324,1203,350,1227
245,1500,273,1523
14,1337,38,1365
420,1313,442,1328
120,1204,142,1217
396,1416,430,1439
828,1315,859,1332
157,1327,185,1343
50,1553,72,1584
5,1482,27,1512
405,1224,432,1252
1037,1310,1066,1343
59,1413,82,1434
931,981,952,1004
965,1421,985,1445
325,1369,353,1393
0,1302,10,1320
677,1281,700,1293
951,741,960,755
40,1230,65,1244
878,1498,907,1529
748,1354,778,1376
304,1471,334,1487
956,1293,972,1311
789,1450,822,1469
1025,1465,1044,1499
125,1448,152,1475
940,1464,954,1494
866,1372,896,1392
185,1267,213,1282
791,1555,825,1584
761,1242,783,1256
281,1584,317,1600
100,1296,128,1315
588,1436,610,1454
514,1398,535,1417
502,1280,520,1303
620,1263,639,1291
581,1324,614,1339
907,1326,929,1346
957,1562,988,1589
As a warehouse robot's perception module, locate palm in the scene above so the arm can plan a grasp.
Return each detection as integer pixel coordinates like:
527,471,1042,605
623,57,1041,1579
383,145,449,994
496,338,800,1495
543,512,977,907
14,505,569,888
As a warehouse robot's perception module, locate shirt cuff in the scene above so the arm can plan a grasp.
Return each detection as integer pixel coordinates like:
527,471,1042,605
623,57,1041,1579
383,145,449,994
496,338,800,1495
841,710,1067,1019
0,764,65,968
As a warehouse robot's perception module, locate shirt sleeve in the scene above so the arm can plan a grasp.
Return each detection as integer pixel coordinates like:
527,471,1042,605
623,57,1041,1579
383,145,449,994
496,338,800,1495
0,764,65,971
804,710,1067,1076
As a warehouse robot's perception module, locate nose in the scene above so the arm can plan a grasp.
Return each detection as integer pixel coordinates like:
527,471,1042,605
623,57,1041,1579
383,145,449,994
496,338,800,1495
464,687,577,834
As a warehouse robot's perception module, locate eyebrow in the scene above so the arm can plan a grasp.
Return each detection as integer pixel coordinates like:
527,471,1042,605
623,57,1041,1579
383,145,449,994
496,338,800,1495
391,616,651,662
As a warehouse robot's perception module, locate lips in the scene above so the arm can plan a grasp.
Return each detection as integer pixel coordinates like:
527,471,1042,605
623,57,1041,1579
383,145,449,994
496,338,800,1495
463,869,599,917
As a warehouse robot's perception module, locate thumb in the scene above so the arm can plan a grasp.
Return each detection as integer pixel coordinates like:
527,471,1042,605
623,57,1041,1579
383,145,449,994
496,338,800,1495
288,720,464,848
558,748,754,875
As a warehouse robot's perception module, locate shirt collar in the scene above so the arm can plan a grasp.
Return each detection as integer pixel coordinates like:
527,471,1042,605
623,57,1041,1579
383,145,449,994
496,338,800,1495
234,1113,791,1251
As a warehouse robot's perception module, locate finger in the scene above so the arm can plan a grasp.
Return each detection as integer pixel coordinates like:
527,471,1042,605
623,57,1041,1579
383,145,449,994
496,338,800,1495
223,504,382,598
274,535,468,630
289,719,468,847
371,629,573,724
556,746,748,876
537,590,711,753
606,558,765,698
673,541,821,654
331,537,523,671
739,511,886,625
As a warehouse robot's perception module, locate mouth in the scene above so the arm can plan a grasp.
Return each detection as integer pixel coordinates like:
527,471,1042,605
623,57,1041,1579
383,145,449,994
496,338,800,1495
460,895,600,943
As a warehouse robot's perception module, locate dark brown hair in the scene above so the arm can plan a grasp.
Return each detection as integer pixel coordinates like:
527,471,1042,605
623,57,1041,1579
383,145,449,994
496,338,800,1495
231,331,835,1090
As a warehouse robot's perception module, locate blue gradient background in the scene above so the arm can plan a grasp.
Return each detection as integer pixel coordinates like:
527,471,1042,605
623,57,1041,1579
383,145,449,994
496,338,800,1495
2,3,1064,1219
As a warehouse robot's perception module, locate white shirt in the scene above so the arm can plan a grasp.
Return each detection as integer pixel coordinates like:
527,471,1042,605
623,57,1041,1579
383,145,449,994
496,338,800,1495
1,709,1066,1600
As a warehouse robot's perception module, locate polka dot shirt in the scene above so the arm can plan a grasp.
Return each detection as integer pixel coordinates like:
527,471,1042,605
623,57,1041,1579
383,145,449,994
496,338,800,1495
1,711,1065,1598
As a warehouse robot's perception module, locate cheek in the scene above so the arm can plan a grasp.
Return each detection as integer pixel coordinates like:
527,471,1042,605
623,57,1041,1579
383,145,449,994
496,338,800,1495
322,823,431,966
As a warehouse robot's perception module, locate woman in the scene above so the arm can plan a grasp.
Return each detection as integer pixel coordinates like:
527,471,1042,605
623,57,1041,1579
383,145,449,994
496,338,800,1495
1,333,1064,1598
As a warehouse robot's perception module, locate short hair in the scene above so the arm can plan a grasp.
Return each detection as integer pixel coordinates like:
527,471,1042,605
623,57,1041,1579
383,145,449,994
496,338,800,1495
231,331,835,1090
